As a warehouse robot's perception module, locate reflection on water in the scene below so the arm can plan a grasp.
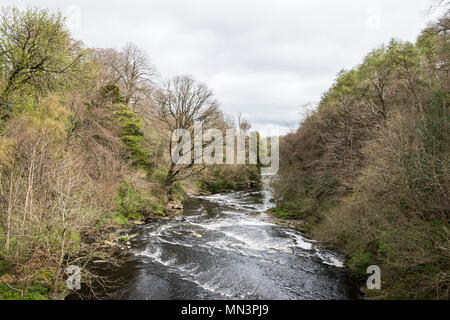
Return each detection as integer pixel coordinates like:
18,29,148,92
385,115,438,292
110,189,355,300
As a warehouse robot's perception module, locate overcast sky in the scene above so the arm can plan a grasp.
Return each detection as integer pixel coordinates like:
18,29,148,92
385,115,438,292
4,0,447,135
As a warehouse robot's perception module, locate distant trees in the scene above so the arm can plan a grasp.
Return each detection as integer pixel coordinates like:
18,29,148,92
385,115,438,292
92,43,157,108
118,43,158,106
428,0,450,12
237,112,252,131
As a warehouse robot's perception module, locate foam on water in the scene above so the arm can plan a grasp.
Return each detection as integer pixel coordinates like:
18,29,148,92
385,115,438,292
124,188,349,300
136,191,345,270
314,251,345,268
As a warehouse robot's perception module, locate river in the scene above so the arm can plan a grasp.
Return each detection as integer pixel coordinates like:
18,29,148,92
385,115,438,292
109,187,355,300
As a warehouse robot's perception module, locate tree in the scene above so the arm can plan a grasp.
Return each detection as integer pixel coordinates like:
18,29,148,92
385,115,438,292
0,7,84,118
237,112,252,131
359,46,395,119
92,43,157,108
119,43,157,106
427,0,450,13
386,40,423,111
151,75,224,188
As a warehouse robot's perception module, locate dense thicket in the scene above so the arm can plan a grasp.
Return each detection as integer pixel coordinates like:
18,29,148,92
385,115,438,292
272,11,449,299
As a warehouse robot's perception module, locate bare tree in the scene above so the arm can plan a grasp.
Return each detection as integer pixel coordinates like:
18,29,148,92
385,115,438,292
151,75,224,188
237,112,252,131
92,43,158,107
117,43,158,106
426,0,450,13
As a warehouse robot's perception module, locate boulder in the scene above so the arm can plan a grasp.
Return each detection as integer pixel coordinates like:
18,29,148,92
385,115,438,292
164,200,183,216
144,216,157,224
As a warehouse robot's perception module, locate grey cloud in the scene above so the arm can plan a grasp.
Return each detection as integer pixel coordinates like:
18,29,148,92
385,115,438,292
5,0,447,135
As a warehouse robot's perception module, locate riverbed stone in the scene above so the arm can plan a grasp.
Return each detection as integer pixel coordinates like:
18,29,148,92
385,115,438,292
164,200,183,216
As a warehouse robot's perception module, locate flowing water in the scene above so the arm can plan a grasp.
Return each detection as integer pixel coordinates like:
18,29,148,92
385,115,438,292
110,188,355,300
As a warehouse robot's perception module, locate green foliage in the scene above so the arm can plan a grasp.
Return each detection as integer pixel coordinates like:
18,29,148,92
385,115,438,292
0,2,445,301
421,91,449,155
267,207,296,220
198,165,260,193
117,179,146,220
96,211,129,226
320,68,361,110
170,182,184,200
114,103,149,168
274,13,450,299
153,168,169,185
0,258,12,276
116,178,160,220
101,83,124,104
0,283,48,300
274,173,339,224
0,6,167,300
348,251,376,277
0,265,51,300
0,7,84,116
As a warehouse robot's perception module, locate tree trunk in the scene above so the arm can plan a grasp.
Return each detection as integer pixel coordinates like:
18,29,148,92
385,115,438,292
52,228,66,299
21,146,37,230
5,173,14,253
165,163,176,188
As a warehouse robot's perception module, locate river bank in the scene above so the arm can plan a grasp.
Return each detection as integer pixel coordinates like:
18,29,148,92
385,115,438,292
61,176,364,300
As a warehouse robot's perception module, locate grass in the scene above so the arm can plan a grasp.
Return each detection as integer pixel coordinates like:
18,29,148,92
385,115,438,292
0,283,48,300
267,207,296,220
